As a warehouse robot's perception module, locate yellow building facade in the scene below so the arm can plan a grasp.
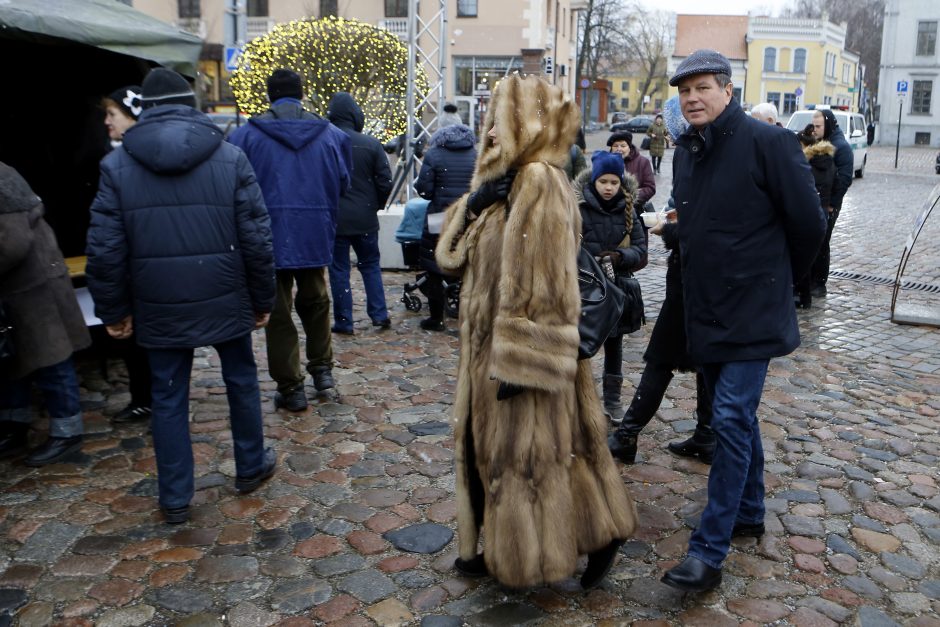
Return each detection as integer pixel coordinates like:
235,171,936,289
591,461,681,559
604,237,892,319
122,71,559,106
745,16,860,116
606,70,669,120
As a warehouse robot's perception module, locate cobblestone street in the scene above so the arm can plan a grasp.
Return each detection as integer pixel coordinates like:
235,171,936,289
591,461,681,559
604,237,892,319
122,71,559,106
0,146,939,626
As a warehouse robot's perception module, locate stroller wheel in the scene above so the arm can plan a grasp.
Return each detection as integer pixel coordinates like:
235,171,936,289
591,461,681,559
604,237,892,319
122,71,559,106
445,283,460,319
402,292,422,312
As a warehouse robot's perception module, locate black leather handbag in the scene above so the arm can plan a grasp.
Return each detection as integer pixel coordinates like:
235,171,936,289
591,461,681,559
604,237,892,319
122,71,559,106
577,247,625,360
0,301,14,364
615,274,645,334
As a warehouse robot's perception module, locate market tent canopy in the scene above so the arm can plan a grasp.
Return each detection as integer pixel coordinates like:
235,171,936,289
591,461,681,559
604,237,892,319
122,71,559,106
0,0,202,77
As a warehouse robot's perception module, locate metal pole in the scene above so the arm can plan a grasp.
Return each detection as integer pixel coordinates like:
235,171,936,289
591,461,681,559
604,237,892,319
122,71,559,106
404,0,418,201
895,98,902,169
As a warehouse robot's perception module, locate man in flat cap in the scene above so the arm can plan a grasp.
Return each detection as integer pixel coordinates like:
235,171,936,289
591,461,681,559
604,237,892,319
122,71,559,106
660,50,826,592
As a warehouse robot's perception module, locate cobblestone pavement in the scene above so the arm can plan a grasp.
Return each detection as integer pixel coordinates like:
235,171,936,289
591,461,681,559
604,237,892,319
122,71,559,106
1,143,939,626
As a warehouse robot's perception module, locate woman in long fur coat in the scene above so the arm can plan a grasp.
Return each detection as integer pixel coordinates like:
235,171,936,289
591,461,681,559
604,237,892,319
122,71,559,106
435,74,636,590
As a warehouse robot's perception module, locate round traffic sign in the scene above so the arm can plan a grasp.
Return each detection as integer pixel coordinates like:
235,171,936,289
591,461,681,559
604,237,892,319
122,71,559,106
580,78,591,89
794,87,803,97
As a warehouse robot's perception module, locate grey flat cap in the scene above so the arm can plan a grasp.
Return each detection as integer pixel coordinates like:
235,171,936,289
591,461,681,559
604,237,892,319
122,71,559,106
669,49,732,86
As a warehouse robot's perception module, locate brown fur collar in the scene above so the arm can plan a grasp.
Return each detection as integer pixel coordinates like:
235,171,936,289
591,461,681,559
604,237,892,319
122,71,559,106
472,74,581,187
803,139,835,159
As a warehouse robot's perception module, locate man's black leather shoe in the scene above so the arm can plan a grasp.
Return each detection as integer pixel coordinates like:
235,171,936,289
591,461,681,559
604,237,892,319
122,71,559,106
162,505,190,524
454,554,487,577
607,431,638,464
274,387,308,412
24,436,82,467
311,367,335,392
372,319,391,330
732,521,765,538
661,556,722,593
581,539,624,589
666,435,715,464
235,448,277,494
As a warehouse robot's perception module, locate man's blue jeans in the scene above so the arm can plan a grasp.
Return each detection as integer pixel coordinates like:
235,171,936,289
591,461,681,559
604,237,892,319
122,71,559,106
0,357,83,437
147,333,266,509
329,232,389,330
689,359,769,569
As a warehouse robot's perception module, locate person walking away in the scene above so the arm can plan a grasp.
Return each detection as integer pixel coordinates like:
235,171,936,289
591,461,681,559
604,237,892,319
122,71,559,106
326,92,393,333
608,198,714,465
0,162,91,466
645,115,669,175
86,69,277,524
99,85,154,423
809,109,853,298
228,69,352,411
660,50,826,592
608,132,655,209
574,152,647,421
794,124,835,309
564,127,588,180
414,120,476,331
435,74,636,590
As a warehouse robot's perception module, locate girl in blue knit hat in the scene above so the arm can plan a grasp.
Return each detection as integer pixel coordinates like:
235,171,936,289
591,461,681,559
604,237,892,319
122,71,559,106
573,151,648,421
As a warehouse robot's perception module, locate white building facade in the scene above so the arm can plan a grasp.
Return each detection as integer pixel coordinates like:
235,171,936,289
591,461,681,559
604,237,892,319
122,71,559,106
878,0,940,146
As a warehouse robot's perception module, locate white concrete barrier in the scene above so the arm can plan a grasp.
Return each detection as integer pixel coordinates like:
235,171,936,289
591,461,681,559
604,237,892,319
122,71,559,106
377,203,410,270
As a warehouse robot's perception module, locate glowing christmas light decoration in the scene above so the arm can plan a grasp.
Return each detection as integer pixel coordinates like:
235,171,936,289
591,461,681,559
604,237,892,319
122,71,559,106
230,16,428,142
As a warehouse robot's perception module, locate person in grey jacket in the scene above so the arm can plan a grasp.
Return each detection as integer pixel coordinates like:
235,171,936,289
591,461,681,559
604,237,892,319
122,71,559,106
326,92,393,333
810,108,853,297
86,69,277,524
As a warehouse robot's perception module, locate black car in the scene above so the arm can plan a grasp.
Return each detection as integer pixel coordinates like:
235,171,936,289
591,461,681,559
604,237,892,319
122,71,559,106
936,152,940,174
610,116,653,134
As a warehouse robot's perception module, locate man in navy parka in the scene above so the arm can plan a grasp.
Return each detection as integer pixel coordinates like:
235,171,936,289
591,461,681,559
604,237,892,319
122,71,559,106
228,69,352,412
86,68,277,525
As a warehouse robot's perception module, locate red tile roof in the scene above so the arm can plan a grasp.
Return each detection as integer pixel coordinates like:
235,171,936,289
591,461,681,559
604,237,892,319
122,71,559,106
674,15,749,60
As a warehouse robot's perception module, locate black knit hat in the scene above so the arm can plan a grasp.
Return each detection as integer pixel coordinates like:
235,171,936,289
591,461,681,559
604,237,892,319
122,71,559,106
669,49,732,87
607,131,633,147
141,68,196,109
267,69,303,102
107,85,143,120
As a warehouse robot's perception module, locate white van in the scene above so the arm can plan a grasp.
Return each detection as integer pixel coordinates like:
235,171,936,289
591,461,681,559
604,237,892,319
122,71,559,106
785,107,868,178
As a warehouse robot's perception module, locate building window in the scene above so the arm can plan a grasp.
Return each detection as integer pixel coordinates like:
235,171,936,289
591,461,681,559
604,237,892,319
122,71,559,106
178,0,199,18
783,93,797,115
842,63,850,84
320,0,337,15
621,80,629,91
767,91,780,112
732,87,742,103
457,0,478,17
763,47,776,72
655,98,662,110
247,0,268,16
454,56,524,96
912,80,932,114
915,132,931,145
621,97,629,109
793,48,806,73
385,0,407,17
917,21,937,56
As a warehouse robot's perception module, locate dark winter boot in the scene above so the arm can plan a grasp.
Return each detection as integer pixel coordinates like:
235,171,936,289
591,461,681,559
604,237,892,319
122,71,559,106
607,364,673,464
602,374,623,423
666,420,716,464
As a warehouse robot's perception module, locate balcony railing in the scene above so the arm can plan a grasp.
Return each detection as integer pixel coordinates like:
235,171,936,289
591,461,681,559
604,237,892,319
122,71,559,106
247,17,275,41
378,19,408,39
175,18,206,39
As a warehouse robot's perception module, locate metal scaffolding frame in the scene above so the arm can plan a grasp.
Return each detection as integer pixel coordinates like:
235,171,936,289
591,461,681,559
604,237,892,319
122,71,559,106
402,0,447,201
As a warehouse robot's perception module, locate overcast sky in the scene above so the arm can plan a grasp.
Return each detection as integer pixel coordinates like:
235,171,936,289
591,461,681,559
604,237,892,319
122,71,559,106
641,0,790,16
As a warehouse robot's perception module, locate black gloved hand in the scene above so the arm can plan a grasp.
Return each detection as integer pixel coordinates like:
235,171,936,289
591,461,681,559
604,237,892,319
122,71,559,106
599,250,623,266
467,171,516,215
496,381,525,401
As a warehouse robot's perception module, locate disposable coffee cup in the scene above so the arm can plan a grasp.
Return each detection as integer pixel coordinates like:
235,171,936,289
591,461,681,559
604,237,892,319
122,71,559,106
640,212,660,228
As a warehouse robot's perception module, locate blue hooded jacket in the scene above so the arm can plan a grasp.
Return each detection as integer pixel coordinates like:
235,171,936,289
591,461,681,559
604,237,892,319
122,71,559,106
86,105,275,349
228,100,352,269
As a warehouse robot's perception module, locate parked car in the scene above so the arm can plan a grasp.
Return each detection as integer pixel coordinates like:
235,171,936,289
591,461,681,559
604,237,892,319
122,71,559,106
786,106,868,178
935,152,940,174
610,111,629,125
610,115,653,134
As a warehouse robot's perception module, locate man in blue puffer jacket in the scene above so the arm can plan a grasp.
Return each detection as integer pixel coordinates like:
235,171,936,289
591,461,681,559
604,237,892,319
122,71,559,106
86,69,277,525
228,70,352,412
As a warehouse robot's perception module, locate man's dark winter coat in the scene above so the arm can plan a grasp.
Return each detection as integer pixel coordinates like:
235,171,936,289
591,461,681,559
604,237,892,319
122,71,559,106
326,93,393,236
228,99,352,269
673,98,826,364
414,124,476,273
820,109,853,209
86,105,275,349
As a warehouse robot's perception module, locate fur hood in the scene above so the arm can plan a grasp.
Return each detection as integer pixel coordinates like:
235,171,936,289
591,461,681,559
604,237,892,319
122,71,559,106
803,139,835,160
428,123,475,150
472,74,580,186
572,167,638,206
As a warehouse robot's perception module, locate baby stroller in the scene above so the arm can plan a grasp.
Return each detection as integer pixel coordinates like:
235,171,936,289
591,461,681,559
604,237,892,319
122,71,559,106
395,198,461,318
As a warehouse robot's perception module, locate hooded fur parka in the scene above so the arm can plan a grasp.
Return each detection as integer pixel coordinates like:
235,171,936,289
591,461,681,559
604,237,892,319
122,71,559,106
435,75,636,588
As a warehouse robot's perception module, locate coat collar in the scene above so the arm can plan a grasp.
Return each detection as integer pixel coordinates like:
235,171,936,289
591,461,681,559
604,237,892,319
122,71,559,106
675,98,745,161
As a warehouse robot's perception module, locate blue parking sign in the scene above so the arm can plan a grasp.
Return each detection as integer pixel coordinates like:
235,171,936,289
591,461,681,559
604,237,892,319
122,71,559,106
225,47,243,72
896,80,909,94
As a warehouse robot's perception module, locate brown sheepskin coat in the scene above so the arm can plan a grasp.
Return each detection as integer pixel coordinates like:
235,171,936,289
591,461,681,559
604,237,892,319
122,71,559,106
435,74,636,589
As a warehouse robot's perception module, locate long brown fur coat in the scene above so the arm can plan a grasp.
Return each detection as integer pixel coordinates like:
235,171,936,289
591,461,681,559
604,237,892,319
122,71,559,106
436,75,636,588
